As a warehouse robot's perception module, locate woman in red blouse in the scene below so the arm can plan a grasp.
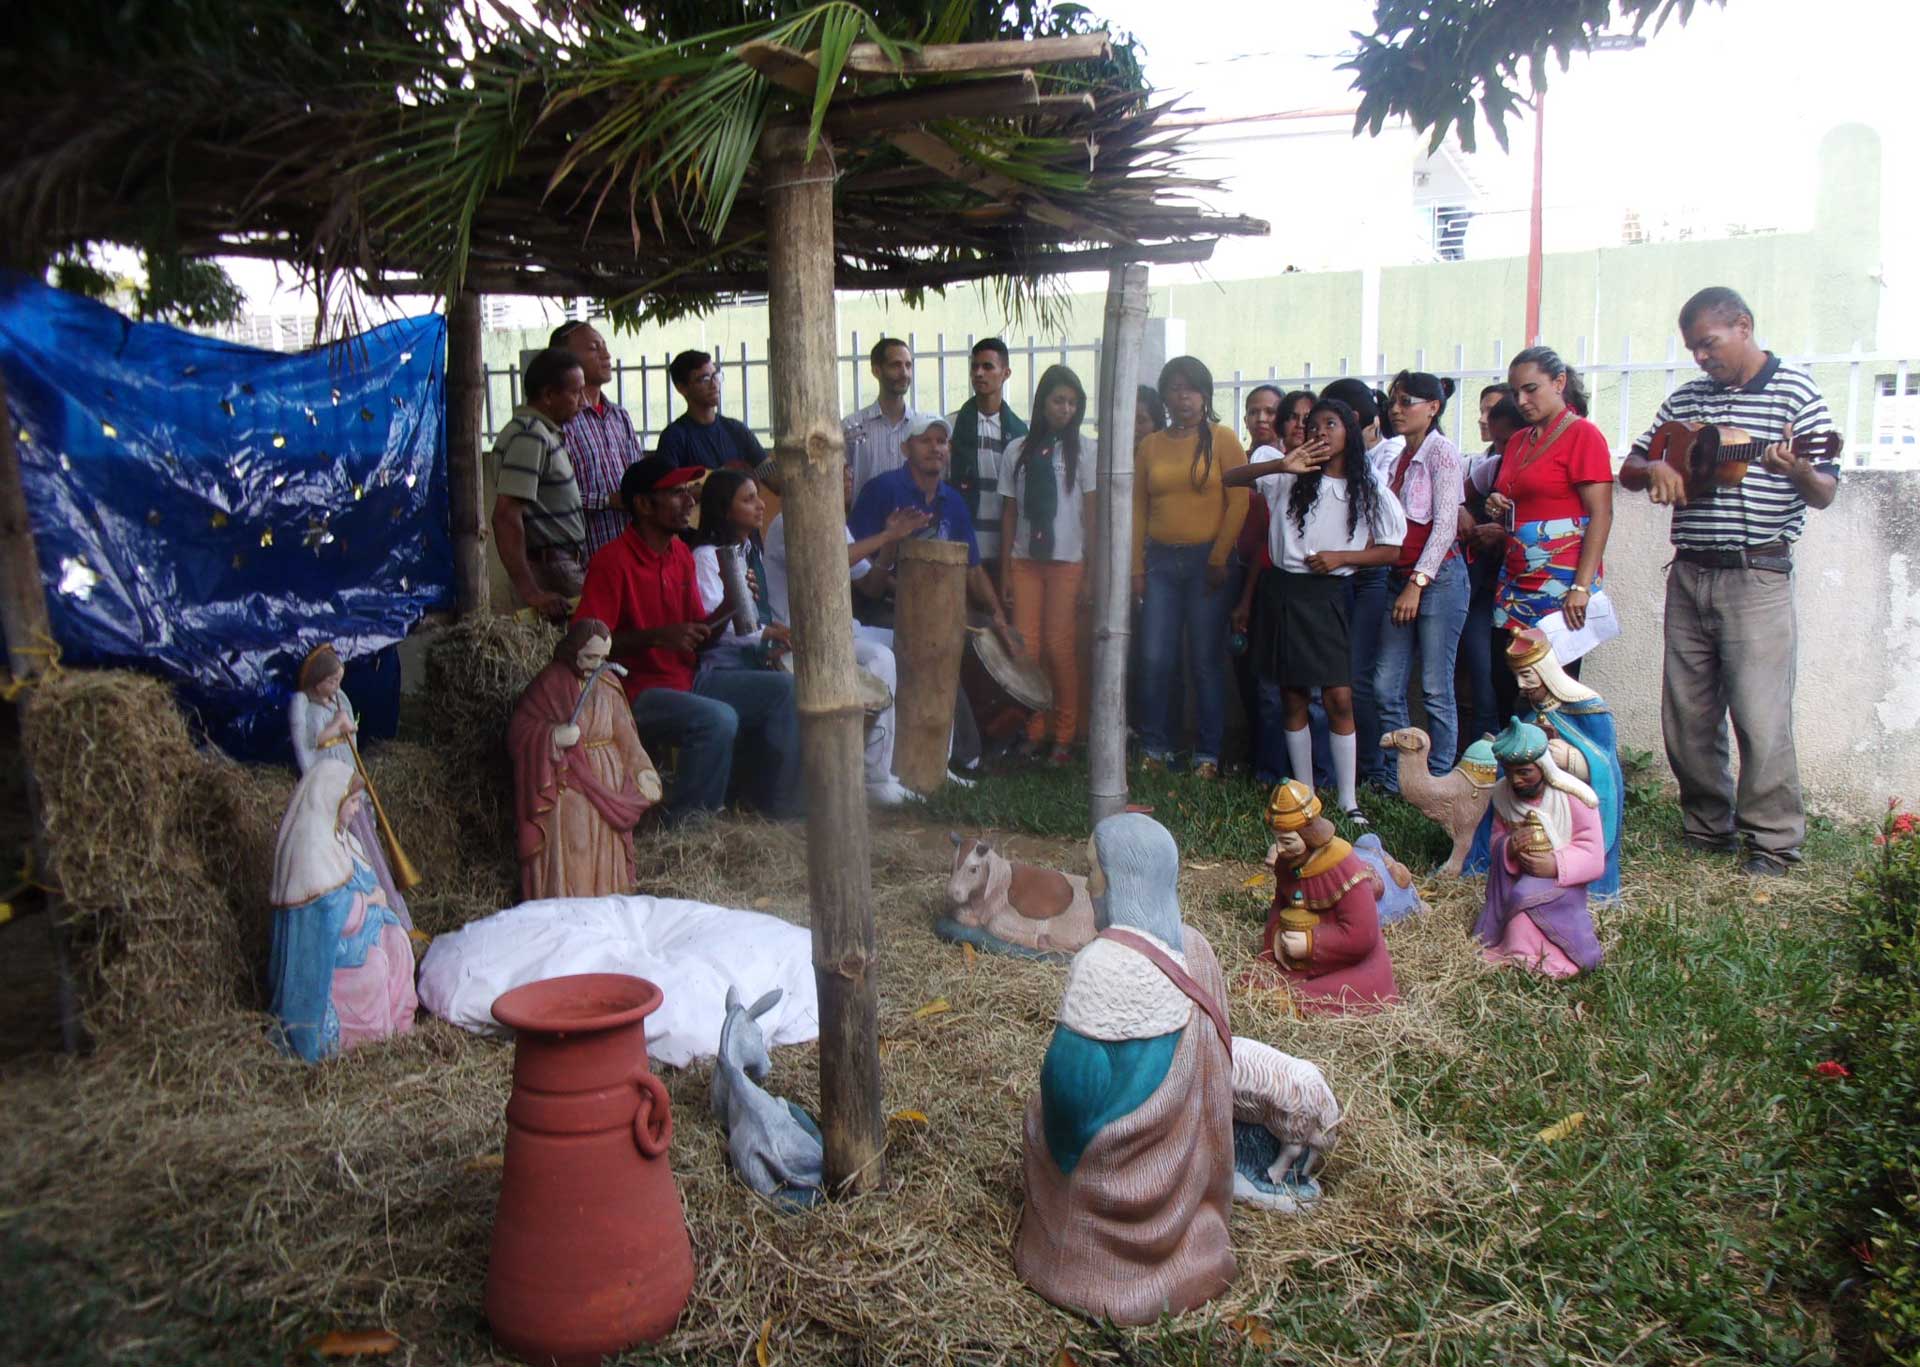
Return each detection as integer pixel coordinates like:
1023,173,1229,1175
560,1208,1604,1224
1480,345,1613,704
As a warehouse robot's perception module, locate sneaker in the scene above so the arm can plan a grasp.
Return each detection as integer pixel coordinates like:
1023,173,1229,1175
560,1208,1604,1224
1191,760,1220,782
1047,744,1073,768
866,778,919,808
1740,853,1789,877
945,768,978,790
1012,735,1046,761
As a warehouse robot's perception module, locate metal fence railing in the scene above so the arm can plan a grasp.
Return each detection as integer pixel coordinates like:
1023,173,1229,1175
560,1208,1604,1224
484,331,1102,452
485,332,1920,471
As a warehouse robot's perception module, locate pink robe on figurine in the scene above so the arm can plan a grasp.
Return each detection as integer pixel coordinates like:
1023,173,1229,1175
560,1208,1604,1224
509,662,657,904
1477,796,1606,978
330,879,421,1048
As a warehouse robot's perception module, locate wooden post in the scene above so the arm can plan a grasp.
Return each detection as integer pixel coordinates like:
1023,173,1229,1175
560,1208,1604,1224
1090,263,1149,825
0,369,81,1051
761,125,885,1194
446,290,490,617
890,539,969,795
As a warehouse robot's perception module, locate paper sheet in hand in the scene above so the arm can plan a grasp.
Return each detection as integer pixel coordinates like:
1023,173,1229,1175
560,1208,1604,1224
1536,589,1620,664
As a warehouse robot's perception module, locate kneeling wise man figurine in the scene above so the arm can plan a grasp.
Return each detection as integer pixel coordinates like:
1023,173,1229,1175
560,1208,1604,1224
1475,719,1606,978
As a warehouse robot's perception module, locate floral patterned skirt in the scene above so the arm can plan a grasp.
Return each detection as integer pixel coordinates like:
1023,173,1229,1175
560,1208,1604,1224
1493,517,1600,630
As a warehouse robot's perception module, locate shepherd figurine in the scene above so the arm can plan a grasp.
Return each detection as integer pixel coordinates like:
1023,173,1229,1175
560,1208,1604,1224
1015,812,1236,1324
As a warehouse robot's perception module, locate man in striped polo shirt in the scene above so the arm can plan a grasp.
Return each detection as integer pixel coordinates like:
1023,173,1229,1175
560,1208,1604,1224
490,348,589,622
1619,286,1840,876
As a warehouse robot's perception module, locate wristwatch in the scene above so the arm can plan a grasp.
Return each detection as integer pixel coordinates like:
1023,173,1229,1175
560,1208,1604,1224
1411,571,1432,589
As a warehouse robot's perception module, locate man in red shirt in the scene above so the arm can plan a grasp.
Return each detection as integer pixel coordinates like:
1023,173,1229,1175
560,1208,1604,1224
575,455,801,822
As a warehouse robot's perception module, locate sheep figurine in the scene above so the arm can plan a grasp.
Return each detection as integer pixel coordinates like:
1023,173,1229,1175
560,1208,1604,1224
938,833,1097,961
712,985,824,1209
1229,1035,1341,1212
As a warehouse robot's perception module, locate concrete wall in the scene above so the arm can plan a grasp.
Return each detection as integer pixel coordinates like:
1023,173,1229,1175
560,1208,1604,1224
1586,469,1920,816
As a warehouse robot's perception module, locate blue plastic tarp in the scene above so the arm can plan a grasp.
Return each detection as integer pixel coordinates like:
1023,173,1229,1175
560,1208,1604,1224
0,272,452,761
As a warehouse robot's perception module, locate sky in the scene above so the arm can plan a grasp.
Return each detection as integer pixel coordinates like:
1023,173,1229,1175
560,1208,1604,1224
221,0,1920,343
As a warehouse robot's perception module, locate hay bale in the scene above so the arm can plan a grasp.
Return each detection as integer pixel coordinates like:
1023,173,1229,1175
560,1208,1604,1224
21,665,525,1040
422,616,558,849
22,669,269,1035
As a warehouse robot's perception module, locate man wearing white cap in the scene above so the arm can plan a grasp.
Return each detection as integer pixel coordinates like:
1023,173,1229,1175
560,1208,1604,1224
848,412,1017,640
848,412,1019,777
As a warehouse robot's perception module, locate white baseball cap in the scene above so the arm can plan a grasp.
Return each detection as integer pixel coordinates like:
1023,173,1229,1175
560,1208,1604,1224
906,412,952,439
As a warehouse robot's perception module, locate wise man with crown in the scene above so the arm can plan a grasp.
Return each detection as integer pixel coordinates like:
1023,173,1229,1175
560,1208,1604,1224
1244,780,1398,1013
1475,718,1607,978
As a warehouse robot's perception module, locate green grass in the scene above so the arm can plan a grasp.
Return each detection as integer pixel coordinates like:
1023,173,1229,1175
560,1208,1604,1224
923,753,1454,869
933,758,1865,1365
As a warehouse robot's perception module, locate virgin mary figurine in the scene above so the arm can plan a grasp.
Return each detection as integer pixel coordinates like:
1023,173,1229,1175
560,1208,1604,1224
288,643,411,929
268,762,419,1062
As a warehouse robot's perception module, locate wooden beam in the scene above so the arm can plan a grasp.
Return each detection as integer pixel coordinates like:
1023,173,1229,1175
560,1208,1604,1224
0,370,82,1053
370,236,1219,300
445,291,489,618
737,40,1130,246
1091,262,1149,825
820,72,1038,139
844,35,1110,75
761,124,885,1197
883,129,1128,243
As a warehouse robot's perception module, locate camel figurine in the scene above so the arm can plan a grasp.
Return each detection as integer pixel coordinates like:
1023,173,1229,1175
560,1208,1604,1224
1378,728,1497,877
939,833,1097,961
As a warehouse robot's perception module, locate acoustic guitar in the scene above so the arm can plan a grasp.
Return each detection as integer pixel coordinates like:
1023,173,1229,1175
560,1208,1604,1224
1646,421,1843,499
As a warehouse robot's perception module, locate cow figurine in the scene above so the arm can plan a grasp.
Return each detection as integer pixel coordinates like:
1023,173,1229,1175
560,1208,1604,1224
939,833,1098,961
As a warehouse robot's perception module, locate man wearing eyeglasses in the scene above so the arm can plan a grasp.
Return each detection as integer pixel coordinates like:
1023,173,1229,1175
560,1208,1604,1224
657,349,769,473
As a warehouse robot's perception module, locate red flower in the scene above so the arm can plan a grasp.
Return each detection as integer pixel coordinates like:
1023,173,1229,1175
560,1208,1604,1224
1892,813,1916,836
1814,1060,1851,1079
1854,1240,1876,1265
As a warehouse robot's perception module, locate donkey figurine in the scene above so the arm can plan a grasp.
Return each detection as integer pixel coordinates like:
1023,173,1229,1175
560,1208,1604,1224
713,985,824,1209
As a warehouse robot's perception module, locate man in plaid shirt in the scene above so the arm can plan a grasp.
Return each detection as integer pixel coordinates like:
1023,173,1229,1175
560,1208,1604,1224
552,320,645,556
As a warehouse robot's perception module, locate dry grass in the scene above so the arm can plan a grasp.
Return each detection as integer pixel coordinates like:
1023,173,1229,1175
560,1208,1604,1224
6,639,1777,1364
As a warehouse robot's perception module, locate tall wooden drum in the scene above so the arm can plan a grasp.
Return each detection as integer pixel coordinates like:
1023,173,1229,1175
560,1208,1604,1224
892,538,970,793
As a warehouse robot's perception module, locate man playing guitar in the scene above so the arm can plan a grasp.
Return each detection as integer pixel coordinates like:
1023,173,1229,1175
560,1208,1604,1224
1618,286,1840,877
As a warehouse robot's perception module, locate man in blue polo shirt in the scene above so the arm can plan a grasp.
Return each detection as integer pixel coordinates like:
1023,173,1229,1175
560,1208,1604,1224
848,413,1015,640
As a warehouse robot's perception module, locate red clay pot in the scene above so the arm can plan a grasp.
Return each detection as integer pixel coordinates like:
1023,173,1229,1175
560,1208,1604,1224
484,973,695,1367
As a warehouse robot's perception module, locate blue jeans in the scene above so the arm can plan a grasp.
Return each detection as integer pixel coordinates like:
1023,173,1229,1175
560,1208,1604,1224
630,670,801,820
1138,541,1232,765
1347,565,1391,784
1373,555,1472,788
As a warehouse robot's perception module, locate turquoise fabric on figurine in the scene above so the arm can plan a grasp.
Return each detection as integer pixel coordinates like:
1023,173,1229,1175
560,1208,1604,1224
1038,1024,1182,1176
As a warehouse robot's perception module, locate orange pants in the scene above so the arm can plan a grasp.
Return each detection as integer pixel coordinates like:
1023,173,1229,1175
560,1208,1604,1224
1008,557,1085,744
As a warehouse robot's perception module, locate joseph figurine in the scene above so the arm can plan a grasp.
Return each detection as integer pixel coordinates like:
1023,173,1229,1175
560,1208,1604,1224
509,618,662,902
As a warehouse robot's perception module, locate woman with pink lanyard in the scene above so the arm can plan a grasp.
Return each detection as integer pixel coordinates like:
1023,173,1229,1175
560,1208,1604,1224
1482,345,1614,720
1370,371,1470,790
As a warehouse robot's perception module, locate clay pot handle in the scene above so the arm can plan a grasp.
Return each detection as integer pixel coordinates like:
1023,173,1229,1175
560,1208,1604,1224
631,1071,673,1158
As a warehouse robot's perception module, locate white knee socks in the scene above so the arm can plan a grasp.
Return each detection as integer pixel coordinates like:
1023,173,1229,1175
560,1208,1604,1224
1284,726,1313,790
1331,730,1358,813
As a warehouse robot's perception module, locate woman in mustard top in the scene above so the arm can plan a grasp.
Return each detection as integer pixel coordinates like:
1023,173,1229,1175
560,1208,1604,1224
1131,356,1249,778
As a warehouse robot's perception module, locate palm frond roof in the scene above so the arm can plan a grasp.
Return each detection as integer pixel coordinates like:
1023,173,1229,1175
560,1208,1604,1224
1,1,1266,324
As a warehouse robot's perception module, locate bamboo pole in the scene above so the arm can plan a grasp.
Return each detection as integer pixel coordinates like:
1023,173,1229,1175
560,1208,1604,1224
890,539,970,795
446,290,489,617
1090,263,1150,825
0,370,81,1051
761,125,885,1195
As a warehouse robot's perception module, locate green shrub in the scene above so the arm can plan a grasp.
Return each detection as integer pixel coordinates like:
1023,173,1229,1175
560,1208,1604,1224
1832,805,1920,1364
